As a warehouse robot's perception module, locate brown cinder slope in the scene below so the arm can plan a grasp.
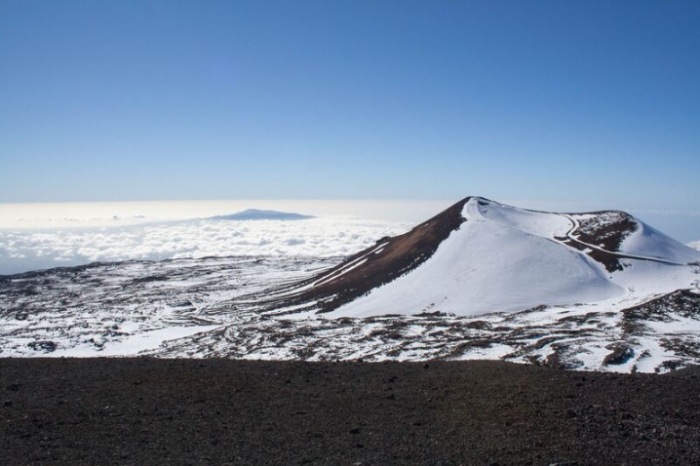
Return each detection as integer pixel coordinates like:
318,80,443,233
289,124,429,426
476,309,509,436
267,196,471,313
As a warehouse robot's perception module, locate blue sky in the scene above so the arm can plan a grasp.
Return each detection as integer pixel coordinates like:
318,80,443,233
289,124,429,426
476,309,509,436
1,1,698,210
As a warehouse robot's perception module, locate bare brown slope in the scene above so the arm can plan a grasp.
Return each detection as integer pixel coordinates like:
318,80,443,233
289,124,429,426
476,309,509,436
268,197,470,313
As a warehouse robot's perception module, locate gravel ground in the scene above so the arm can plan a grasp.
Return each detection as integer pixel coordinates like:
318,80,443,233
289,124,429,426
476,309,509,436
2,358,700,465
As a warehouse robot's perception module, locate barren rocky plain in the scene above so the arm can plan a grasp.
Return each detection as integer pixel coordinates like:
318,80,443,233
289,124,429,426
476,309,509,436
2,358,700,465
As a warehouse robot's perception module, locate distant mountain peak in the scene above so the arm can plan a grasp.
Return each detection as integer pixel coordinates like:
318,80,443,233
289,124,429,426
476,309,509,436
209,209,315,221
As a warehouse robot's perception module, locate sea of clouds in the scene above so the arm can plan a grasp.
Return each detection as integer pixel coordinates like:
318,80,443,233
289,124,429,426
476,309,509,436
689,240,700,252
0,217,410,275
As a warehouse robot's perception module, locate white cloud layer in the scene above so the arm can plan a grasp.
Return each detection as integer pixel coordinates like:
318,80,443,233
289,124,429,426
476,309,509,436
689,240,700,252
0,217,410,275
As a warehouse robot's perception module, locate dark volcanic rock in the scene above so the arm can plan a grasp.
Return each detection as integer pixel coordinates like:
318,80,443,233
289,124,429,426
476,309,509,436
623,289,700,323
571,211,638,252
26,341,57,353
603,343,635,366
2,358,700,465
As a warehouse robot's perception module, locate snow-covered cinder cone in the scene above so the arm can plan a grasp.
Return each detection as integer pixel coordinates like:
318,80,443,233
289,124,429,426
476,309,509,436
263,197,700,318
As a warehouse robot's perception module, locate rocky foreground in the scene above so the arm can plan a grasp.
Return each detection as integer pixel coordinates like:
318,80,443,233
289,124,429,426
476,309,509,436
2,358,700,465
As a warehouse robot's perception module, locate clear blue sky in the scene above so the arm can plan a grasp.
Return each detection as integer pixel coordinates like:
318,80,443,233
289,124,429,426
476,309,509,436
1,1,698,209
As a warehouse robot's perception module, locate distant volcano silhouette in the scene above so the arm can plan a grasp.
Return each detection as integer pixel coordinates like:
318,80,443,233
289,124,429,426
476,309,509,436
210,209,315,221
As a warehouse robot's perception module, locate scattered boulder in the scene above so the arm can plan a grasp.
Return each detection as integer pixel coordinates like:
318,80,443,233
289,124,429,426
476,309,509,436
27,341,57,353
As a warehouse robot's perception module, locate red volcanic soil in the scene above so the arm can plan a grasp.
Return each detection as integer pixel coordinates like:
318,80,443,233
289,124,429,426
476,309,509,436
2,358,700,465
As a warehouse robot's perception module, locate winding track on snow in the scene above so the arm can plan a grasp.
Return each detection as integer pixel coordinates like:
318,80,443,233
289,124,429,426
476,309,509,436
561,215,687,266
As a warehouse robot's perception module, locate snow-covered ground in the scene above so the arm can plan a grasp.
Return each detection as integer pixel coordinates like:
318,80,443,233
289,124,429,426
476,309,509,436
1,254,699,373
2,197,699,373
0,256,333,357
